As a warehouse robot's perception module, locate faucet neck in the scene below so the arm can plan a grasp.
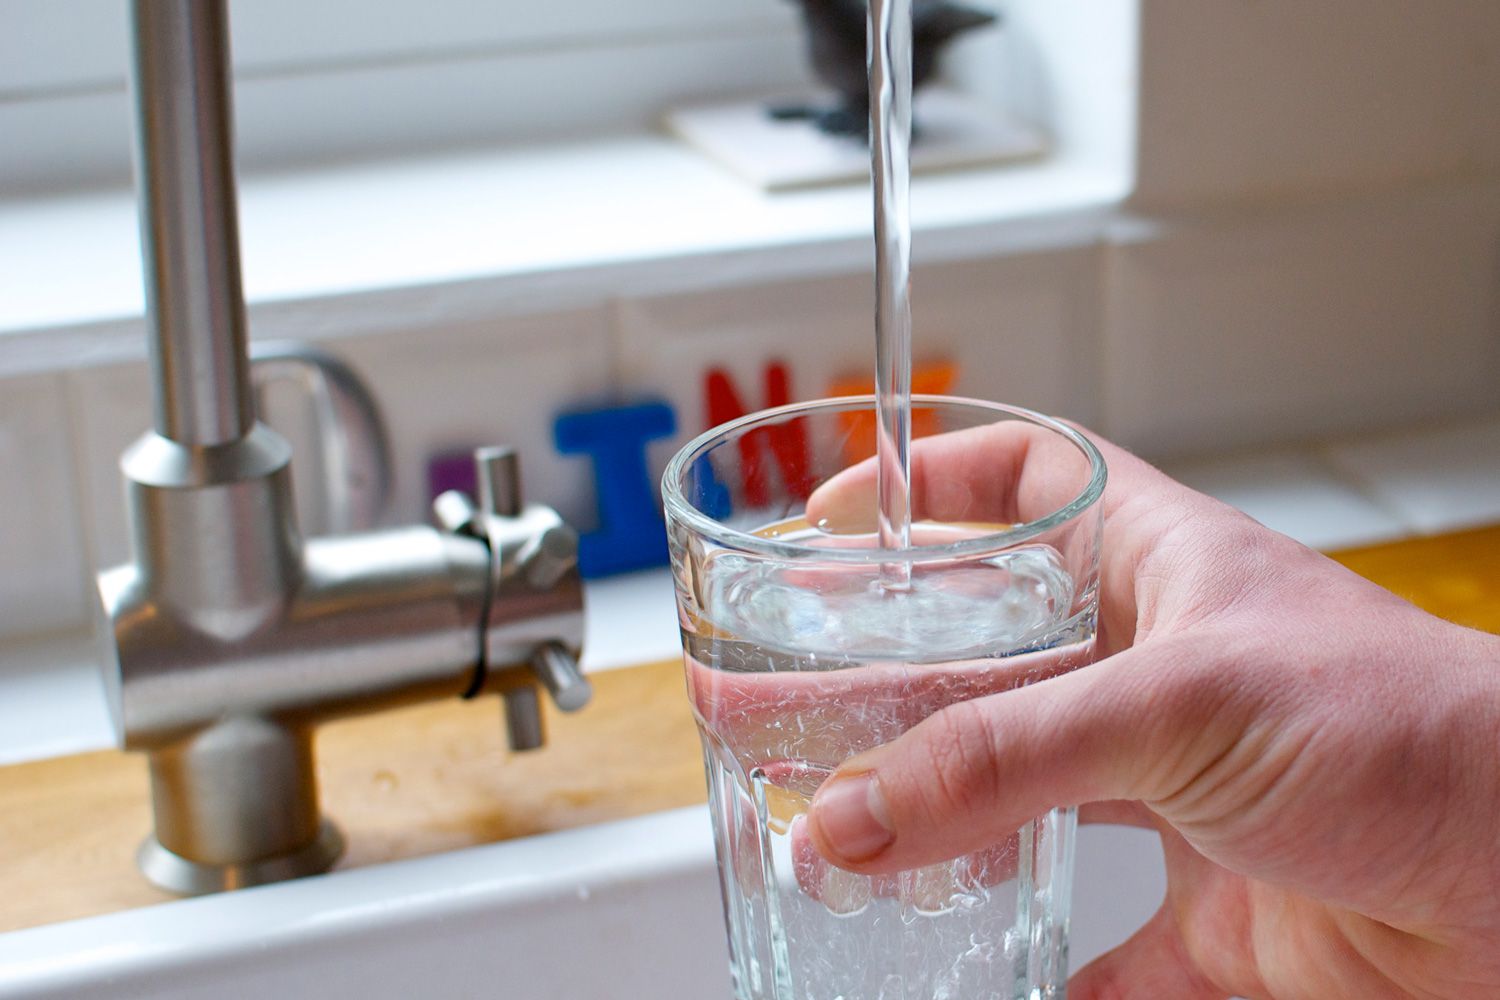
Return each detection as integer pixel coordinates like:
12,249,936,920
129,0,254,448
121,425,302,638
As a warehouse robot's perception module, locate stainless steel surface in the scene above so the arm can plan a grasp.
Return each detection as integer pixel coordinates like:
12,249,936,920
137,820,344,896
101,523,491,742
531,642,592,713
432,490,480,535
99,0,589,895
462,447,588,745
476,446,523,519
468,449,586,705
128,0,252,448
251,342,394,534
502,686,545,753
520,521,581,590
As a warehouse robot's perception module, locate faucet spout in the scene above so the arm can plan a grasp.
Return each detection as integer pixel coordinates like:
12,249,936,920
100,0,589,896
129,0,254,448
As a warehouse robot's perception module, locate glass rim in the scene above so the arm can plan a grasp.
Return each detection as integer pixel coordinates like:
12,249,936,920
661,393,1107,564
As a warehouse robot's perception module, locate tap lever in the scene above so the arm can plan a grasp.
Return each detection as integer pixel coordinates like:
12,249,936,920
499,645,589,753
475,446,522,520
455,445,589,751
465,443,580,602
432,490,480,536
531,642,591,713
519,523,579,589
503,686,545,752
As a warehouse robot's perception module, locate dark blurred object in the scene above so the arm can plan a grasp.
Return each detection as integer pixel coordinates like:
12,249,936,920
771,0,998,138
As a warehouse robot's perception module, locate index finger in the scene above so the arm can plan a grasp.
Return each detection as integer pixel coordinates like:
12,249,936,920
806,419,1150,530
804,419,1219,654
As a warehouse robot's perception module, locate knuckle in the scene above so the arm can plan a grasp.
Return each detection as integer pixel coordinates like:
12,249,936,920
1134,640,1261,807
902,699,1003,829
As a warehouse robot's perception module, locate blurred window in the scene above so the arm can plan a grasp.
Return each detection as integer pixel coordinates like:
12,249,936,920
0,0,807,194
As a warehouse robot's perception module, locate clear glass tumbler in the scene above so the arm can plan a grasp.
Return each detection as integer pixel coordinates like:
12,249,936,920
662,395,1106,1000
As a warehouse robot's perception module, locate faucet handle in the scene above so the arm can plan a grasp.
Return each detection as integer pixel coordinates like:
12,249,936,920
531,641,591,713
430,447,522,540
474,446,522,519
499,645,590,752
465,445,580,586
450,445,589,751
502,686,545,752
431,490,479,535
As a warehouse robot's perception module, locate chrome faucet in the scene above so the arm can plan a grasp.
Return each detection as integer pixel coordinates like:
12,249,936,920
96,0,589,896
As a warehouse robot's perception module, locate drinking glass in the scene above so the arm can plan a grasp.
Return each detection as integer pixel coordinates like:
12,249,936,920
662,395,1107,1000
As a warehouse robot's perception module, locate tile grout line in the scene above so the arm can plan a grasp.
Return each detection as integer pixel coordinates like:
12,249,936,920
56,370,103,635
1305,439,1428,541
1162,444,1414,551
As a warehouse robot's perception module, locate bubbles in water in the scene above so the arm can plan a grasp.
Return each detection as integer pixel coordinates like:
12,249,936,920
689,519,1088,998
902,861,965,916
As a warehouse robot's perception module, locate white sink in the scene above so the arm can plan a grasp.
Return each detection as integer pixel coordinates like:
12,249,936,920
0,572,1164,997
0,806,1164,999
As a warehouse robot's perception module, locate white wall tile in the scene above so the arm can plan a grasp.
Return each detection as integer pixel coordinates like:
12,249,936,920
65,359,151,573
947,0,1138,180
0,373,91,638
1134,1,1500,206
1161,449,1407,552
1103,185,1500,458
580,569,681,673
67,308,616,575
1320,417,1500,536
616,248,1104,479
0,634,112,762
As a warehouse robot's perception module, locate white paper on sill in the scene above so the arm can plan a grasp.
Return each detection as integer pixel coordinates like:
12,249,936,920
665,86,1048,191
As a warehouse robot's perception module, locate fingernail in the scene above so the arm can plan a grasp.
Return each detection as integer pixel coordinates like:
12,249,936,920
812,772,894,862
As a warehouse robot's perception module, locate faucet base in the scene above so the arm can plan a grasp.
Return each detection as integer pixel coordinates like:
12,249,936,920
137,819,344,896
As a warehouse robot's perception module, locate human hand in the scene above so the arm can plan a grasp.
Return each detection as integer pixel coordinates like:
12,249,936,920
802,423,1500,999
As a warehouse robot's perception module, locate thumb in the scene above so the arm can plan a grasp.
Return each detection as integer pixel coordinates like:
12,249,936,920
805,635,1252,872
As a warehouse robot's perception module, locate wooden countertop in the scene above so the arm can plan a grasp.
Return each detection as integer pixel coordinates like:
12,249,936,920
1329,524,1500,634
0,657,706,933
2,524,1498,934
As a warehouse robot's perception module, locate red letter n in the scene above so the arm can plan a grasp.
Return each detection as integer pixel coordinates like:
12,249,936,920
704,361,812,506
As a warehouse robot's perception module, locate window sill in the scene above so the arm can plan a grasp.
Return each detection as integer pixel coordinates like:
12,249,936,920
0,131,1127,373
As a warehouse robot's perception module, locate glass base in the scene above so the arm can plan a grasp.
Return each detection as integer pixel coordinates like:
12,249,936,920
702,733,1074,1000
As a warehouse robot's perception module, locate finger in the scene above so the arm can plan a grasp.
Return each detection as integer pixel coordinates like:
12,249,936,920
807,420,1086,531
687,639,1097,787
790,816,877,912
791,816,1022,909
805,634,1259,873
806,418,1174,531
1070,907,1229,1000
804,419,1217,653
